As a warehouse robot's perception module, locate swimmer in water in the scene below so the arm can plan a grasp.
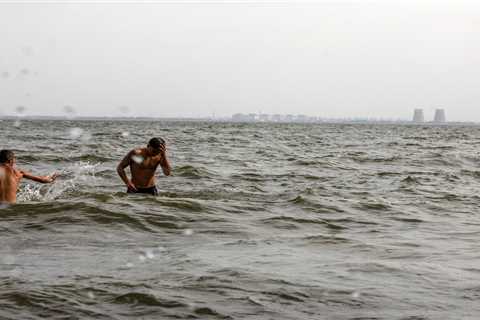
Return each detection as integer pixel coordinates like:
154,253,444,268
0,150,59,204
117,137,171,196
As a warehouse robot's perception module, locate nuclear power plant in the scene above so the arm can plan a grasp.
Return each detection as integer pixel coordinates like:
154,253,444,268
433,109,446,123
413,109,425,123
412,109,447,123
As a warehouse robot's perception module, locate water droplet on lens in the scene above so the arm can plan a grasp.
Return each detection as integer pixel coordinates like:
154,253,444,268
145,250,155,259
132,155,144,164
69,127,84,139
3,255,15,264
10,268,21,277
16,105,26,114
118,105,130,114
22,46,34,56
183,229,193,236
80,132,92,142
64,105,76,119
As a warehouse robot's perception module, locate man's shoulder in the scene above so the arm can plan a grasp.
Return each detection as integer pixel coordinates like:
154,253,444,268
0,166,22,178
132,148,146,154
127,148,144,157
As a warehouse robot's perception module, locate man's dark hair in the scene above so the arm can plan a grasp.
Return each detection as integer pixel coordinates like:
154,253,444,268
148,137,165,149
0,150,15,164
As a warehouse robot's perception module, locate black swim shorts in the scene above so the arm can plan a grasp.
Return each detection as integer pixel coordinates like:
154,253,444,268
127,186,159,196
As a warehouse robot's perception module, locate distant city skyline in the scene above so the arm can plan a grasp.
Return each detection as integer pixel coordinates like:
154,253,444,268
2,109,470,125
0,106,460,122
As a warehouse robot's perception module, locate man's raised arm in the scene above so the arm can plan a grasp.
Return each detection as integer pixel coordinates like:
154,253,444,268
159,145,171,176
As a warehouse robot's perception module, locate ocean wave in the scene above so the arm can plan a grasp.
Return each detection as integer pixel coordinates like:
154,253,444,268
113,292,187,308
261,216,347,230
175,165,216,179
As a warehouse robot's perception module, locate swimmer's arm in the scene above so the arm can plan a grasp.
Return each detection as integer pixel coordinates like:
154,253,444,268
117,150,137,190
159,145,171,176
21,171,58,183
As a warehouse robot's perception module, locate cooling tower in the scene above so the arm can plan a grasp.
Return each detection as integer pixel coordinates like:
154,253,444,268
433,109,446,123
413,109,424,123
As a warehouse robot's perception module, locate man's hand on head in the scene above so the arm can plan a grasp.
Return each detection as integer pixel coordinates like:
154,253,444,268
160,143,166,154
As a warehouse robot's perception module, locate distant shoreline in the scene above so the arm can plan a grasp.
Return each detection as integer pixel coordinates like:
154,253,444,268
0,116,477,126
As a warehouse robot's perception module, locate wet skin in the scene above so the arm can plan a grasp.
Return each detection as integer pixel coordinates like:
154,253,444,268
117,144,171,192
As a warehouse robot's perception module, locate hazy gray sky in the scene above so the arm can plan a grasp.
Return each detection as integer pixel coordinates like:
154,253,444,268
0,1,479,120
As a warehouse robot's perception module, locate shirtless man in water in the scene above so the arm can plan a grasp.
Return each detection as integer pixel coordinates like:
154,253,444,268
117,137,171,195
0,150,58,204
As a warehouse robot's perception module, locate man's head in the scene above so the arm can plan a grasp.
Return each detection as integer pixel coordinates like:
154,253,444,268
0,150,15,165
147,137,165,155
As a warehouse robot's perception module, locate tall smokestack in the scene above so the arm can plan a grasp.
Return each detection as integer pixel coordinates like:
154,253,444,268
433,109,446,123
413,109,424,123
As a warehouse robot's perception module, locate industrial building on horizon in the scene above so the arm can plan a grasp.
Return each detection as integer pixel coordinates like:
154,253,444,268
433,109,446,123
412,108,446,123
413,109,425,123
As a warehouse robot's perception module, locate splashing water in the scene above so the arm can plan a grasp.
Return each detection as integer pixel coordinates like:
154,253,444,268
17,184,43,202
17,162,100,202
47,162,99,200
121,131,130,138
